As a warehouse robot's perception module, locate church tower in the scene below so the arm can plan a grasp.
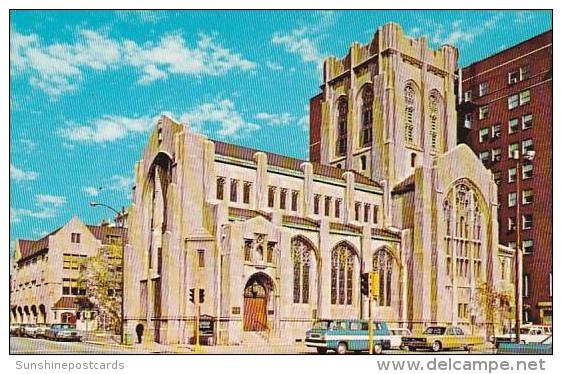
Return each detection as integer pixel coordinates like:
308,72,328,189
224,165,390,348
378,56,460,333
309,22,459,189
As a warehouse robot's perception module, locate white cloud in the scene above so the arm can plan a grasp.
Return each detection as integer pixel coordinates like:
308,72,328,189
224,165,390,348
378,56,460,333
10,193,67,223
180,99,259,138
272,27,324,68
265,60,283,71
11,29,256,97
254,112,294,126
83,186,101,197
106,175,134,193
58,114,157,143
20,138,37,151
10,164,38,181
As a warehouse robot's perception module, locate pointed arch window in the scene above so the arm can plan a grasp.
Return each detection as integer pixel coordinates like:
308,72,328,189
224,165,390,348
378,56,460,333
373,249,393,307
331,244,354,305
404,85,417,144
292,238,313,304
429,94,442,152
361,85,374,146
337,97,348,156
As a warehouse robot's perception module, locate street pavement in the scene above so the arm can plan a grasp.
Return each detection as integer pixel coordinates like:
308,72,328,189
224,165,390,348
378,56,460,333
10,337,496,355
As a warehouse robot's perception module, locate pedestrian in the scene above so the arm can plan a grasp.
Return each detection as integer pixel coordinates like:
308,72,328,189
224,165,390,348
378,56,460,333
135,324,144,344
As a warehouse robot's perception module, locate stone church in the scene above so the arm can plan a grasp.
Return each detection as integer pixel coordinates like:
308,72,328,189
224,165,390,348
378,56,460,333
123,23,513,345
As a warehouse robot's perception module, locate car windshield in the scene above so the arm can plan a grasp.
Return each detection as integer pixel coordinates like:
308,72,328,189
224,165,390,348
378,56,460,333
424,327,446,335
312,320,332,330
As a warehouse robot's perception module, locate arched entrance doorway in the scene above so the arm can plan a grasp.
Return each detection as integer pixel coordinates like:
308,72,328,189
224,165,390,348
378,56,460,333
243,273,274,332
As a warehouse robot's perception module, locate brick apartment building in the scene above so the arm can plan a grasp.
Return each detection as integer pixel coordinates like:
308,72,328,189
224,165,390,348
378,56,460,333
457,30,552,324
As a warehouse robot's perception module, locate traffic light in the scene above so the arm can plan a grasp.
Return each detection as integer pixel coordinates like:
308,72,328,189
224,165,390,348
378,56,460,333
370,271,380,299
199,289,205,304
189,288,195,303
361,272,370,296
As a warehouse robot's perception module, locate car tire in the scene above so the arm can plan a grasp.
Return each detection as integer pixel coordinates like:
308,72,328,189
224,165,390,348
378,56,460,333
431,341,442,352
316,347,327,354
336,342,348,355
373,344,383,354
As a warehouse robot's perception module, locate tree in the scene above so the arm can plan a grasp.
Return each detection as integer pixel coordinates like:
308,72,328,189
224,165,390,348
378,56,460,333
474,282,513,339
79,242,122,333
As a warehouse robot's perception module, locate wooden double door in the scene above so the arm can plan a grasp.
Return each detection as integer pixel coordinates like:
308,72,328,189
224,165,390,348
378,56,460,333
243,275,272,332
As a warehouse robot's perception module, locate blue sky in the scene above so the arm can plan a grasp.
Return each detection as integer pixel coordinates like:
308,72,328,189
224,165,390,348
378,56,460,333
9,10,552,244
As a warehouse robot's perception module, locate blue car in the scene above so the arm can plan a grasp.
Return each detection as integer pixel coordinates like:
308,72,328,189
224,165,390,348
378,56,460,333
497,336,552,354
305,319,391,354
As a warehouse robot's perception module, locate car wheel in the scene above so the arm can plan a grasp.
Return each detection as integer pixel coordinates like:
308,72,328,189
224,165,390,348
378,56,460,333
431,341,442,352
336,342,348,355
316,347,327,354
373,344,383,354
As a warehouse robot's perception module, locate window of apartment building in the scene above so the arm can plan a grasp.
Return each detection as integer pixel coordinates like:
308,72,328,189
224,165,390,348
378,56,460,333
324,196,331,217
71,233,81,244
491,123,501,139
493,171,502,185
313,194,320,214
479,127,489,143
464,90,472,102
522,162,533,179
508,167,516,183
216,177,225,200
523,189,533,205
492,148,501,162
364,203,370,223
508,143,519,158
520,65,530,81
478,105,489,120
197,249,205,268
291,191,298,212
522,114,533,130
280,188,287,210
373,205,379,224
522,214,533,230
360,155,367,171
479,151,490,164
522,139,533,154
354,202,361,221
268,187,276,208
243,182,251,204
508,94,519,110
334,199,341,218
509,118,518,134
479,82,489,97
508,217,515,231
523,239,534,254
63,253,86,270
62,278,86,296
508,70,519,85
508,192,517,208
107,235,121,245
519,90,531,105
230,179,238,202
464,113,473,129
523,274,530,297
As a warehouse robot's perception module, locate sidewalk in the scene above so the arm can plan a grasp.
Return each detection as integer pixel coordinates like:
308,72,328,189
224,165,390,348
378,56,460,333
83,333,195,353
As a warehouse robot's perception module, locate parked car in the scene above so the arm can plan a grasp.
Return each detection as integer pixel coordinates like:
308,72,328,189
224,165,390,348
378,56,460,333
10,323,22,336
497,335,552,354
305,319,391,354
493,325,552,346
44,324,82,342
25,324,49,338
34,324,50,339
388,327,411,350
402,326,484,352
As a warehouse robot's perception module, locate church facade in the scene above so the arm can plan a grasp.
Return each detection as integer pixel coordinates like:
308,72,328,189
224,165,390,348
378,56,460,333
123,23,513,345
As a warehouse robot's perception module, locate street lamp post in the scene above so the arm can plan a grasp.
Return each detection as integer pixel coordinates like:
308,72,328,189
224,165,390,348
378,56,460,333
90,201,126,344
513,149,534,343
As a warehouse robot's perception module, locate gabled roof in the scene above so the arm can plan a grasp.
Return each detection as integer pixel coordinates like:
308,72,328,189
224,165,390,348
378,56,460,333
213,140,379,187
86,225,128,245
392,174,416,195
53,296,94,310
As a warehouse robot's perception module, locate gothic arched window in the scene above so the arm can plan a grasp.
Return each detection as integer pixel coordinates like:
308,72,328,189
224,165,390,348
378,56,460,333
443,181,483,282
331,243,355,305
373,249,393,307
361,85,374,146
292,238,313,304
404,85,417,144
337,97,348,156
429,93,442,152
